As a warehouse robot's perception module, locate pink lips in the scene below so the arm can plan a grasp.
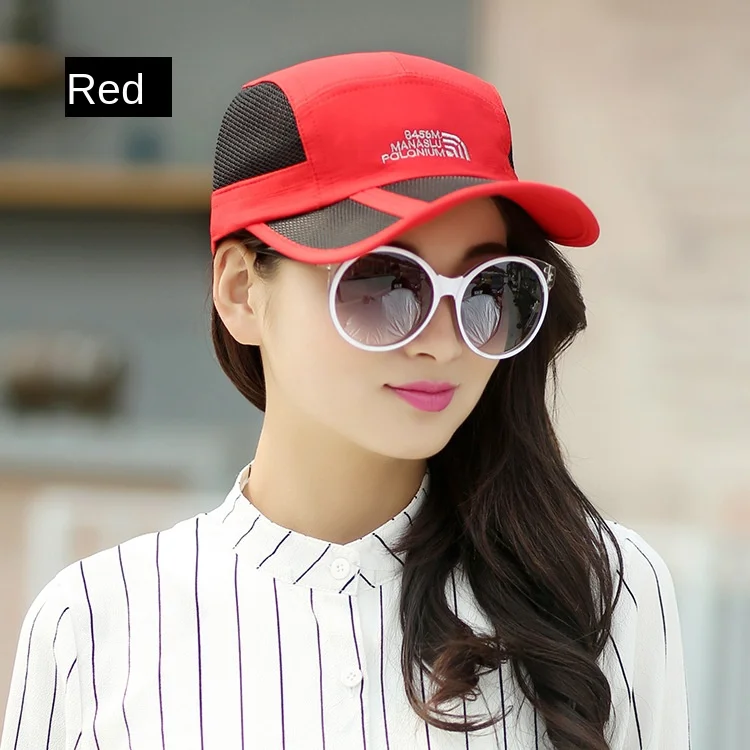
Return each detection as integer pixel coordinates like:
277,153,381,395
385,381,457,412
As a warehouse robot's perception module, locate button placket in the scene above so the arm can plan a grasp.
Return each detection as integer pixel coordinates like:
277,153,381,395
312,594,369,745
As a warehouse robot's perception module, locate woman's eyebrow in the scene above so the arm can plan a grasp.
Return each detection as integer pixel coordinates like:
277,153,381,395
388,240,509,259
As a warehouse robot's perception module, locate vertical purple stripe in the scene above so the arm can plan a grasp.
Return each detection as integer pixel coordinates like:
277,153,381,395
533,706,539,749
378,587,390,750
80,562,101,749
234,557,245,748
608,635,633,707
498,661,508,750
73,731,82,749
419,666,432,749
156,532,165,750
310,590,326,749
631,688,643,749
348,597,367,750
273,579,286,750
195,518,205,750
627,539,667,660
117,546,134,750
44,609,69,750
43,646,58,750
66,658,77,683
12,604,44,749
450,572,470,749
620,573,638,610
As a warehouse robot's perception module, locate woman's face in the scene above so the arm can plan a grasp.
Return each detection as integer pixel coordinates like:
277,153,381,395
214,197,507,460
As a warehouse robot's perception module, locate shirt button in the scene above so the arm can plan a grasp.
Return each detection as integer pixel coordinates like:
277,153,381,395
342,668,363,687
330,558,351,579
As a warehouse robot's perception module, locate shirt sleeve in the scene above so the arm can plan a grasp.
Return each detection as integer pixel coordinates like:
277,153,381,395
0,574,81,750
607,525,692,750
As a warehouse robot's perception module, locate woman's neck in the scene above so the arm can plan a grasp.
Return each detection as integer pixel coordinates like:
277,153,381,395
245,418,426,545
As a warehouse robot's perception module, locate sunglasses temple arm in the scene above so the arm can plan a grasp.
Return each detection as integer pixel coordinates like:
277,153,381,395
539,262,556,290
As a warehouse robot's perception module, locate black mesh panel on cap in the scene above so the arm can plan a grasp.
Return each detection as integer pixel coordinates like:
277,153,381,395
267,200,400,250
381,176,495,201
212,83,307,190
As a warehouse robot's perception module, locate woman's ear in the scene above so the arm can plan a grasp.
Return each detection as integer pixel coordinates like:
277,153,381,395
213,240,265,346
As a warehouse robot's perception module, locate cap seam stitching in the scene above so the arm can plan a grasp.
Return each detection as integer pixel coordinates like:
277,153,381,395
286,64,324,206
388,52,410,73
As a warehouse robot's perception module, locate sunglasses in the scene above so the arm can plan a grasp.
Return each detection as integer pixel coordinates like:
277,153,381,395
256,246,556,360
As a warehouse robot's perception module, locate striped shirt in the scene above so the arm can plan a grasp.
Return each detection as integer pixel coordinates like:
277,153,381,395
1,464,690,749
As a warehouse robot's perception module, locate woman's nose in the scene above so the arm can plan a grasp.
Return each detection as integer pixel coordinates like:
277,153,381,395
402,297,463,362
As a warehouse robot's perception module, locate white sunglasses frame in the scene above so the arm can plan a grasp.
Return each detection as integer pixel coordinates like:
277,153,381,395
326,246,555,360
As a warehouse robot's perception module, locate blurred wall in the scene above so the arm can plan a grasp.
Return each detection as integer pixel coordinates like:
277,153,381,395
475,0,750,529
476,7,750,746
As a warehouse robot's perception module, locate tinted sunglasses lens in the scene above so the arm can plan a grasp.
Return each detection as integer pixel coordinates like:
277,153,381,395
333,253,433,347
460,261,546,355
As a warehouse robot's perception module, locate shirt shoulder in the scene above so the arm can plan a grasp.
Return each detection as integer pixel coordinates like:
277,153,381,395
598,518,677,609
595,521,690,748
31,510,213,637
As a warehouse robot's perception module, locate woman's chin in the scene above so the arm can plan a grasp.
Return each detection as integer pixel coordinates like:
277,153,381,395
368,429,454,461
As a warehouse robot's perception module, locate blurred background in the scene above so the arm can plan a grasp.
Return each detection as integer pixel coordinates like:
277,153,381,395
0,0,747,747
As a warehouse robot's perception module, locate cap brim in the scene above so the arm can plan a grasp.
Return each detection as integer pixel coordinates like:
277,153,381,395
247,176,599,264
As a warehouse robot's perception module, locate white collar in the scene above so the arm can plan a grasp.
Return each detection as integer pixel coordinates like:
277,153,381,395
211,464,429,594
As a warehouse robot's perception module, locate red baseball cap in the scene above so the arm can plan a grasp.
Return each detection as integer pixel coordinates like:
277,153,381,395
210,51,599,261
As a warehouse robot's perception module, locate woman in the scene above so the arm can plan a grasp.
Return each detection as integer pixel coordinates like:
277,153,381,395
0,52,690,750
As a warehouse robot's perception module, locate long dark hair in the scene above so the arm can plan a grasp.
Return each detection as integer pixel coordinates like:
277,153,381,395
209,197,624,750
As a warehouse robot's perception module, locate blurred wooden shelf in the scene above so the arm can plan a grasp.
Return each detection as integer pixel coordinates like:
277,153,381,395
0,43,62,90
0,162,212,211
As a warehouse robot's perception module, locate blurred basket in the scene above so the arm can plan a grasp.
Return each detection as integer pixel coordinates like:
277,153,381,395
0,330,128,417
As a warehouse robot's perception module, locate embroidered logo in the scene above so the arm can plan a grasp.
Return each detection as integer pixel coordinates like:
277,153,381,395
381,129,470,164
